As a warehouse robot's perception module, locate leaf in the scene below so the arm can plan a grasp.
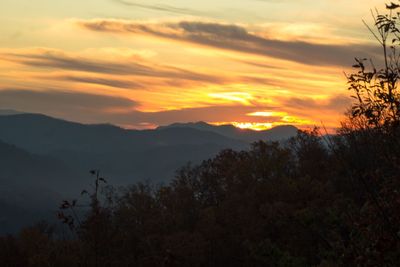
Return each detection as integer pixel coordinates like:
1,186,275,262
386,2,400,10
60,201,70,209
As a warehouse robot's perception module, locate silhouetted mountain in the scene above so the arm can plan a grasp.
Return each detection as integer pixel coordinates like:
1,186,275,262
0,113,249,181
0,114,298,184
158,121,298,142
0,138,82,190
0,113,297,233
0,109,22,116
0,114,244,154
0,139,77,234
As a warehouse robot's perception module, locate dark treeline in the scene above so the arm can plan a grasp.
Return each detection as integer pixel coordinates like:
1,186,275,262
1,124,400,266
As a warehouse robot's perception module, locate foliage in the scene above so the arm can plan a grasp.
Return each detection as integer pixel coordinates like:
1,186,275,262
0,125,398,266
346,1,400,128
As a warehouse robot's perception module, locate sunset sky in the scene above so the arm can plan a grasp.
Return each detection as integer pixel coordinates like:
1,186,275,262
0,0,386,130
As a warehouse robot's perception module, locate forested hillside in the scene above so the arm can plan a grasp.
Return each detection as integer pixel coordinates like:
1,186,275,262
1,126,400,266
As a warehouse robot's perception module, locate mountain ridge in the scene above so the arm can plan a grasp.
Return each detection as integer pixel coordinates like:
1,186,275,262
0,112,299,185
0,112,299,233
158,121,298,142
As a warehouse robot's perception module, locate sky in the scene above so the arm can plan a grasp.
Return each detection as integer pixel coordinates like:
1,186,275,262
0,0,388,131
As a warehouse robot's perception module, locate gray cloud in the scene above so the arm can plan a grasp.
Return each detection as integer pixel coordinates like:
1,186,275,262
5,50,222,83
0,89,138,120
80,20,381,67
58,75,144,89
283,94,351,111
236,59,284,69
238,75,282,86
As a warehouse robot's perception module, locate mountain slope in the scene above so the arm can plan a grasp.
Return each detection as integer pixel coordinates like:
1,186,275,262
0,114,248,184
0,113,299,234
0,114,298,185
0,140,75,234
0,114,245,155
0,109,22,116
158,121,298,142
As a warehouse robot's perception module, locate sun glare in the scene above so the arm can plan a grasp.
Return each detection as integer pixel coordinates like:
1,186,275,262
211,122,274,131
233,122,273,131
247,111,287,117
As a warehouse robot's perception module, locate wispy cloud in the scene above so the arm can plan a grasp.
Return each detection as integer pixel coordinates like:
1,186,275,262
113,0,204,16
0,89,138,114
282,94,352,111
55,75,144,89
2,49,223,83
79,20,380,66
1,48,288,90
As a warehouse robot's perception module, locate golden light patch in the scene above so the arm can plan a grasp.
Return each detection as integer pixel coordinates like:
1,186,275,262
232,122,273,131
209,92,254,105
281,116,314,125
210,121,273,131
247,111,287,117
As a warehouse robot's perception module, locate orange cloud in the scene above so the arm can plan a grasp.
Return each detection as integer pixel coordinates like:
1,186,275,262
79,19,380,67
0,45,352,132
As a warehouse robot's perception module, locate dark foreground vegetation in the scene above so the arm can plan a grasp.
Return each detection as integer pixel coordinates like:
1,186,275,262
3,2,400,266
1,125,400,266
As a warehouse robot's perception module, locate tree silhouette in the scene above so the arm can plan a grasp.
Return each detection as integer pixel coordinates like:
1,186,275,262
347,2,400,128
58,170,113,267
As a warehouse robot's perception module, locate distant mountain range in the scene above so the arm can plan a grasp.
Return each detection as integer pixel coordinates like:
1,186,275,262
0,111,298,234
158,121,297,143
0,139,68,233
0,109,23,116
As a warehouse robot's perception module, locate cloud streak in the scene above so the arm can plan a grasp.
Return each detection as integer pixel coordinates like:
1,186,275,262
282,94,351,111
79,20,381,66
1,49,288,90
3,49,223,84
0,89,138,114
113,0,204,16
56,75,144,89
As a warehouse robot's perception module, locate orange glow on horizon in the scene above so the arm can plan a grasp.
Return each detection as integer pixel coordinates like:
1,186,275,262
0,10,358,130
232,122,273,131
210,122,273,131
